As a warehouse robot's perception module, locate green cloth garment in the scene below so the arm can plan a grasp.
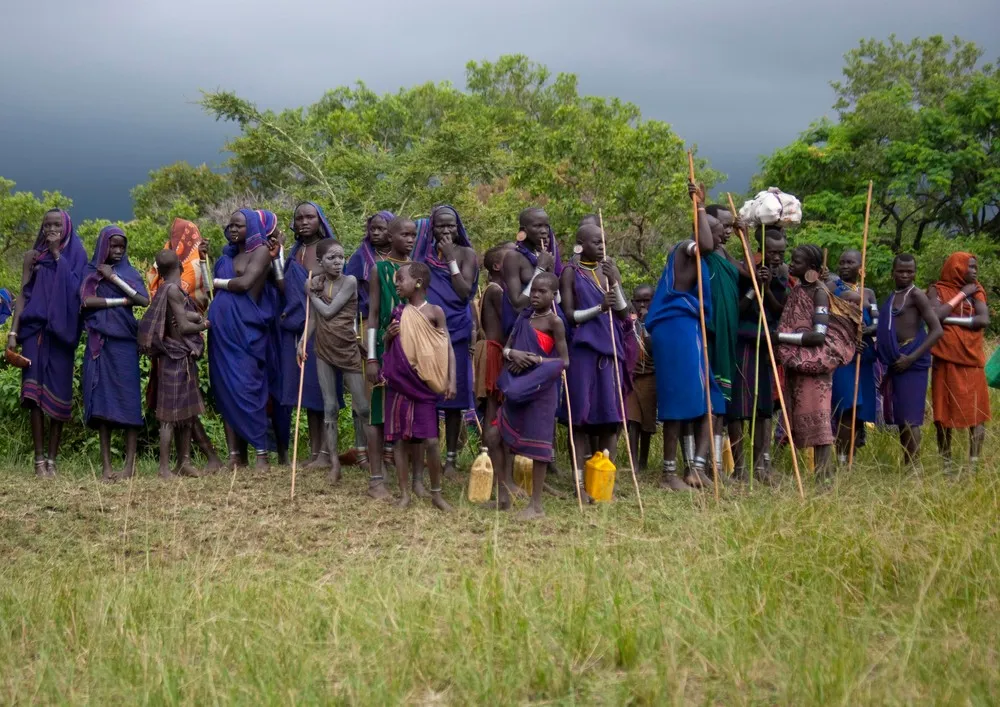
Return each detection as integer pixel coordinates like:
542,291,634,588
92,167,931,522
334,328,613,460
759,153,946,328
705,251,740,401
370,259,404,425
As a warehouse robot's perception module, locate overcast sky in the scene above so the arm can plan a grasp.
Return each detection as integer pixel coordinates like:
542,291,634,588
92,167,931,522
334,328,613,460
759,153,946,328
2,0,996,221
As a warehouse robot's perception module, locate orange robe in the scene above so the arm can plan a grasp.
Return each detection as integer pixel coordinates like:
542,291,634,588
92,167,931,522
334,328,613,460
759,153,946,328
931,252,990,429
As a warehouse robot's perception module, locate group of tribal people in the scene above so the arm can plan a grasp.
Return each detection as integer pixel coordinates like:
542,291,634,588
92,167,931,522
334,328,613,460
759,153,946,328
2,185,991,517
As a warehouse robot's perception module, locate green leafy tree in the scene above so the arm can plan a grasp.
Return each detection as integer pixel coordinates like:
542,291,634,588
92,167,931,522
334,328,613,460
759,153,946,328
200,54,718,280
0,178,73,285
756,35,999,265
130,162,231,222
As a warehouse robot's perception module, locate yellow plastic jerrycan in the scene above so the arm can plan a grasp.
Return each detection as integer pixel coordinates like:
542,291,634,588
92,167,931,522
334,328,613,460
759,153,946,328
584,450,616,502
513,455,534,494
467,447,494,503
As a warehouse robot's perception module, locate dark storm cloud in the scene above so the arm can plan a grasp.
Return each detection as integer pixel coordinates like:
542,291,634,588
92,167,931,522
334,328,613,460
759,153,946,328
2,0,996,220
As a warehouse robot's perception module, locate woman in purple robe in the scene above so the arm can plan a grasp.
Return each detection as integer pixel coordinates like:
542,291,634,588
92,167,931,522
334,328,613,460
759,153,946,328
6,209,87,477
208,209,279,470
413,205,479,477
560,223,630,467
80,226,150,480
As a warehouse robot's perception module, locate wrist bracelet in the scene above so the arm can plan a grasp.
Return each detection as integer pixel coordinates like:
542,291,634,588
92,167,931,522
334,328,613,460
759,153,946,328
778,332,803,345
612,283,628,311
572,305,603,323
813,323,828,335
503,347,512,360
448,260,461,276
745,290,756,300
367,328,377,356
213,278,230,291
943,316,973,326
271,260,284,281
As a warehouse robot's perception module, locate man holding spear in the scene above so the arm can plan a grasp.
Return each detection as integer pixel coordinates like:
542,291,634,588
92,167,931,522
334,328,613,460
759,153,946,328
645,182,718,490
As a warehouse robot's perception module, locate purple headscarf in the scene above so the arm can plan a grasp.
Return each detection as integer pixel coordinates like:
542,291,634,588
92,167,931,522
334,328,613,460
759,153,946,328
33,209,82,263
345,209,395,284
225,208,268,256
81,225,144,300
258,209,279,238
288,201,336,263
413,205,472,265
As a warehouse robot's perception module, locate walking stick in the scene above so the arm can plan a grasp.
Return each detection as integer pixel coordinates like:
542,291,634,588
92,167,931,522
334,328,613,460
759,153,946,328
290,271,313,500
727,194,804,498
563,370,585,513
848,180,874,469
597,210,644,516
688,152,720,500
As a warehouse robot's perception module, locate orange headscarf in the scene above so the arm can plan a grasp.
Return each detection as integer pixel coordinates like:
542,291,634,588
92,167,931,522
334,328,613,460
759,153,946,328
147,218,210,313
931,251,986,366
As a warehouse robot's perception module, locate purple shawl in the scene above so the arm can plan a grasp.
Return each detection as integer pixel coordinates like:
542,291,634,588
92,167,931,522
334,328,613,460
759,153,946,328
18,209,88,346
225,208,268,257
81,226,148,357
345,209,394,319
875,291,931,370
413,205,479,341
380,304,438,403
497,310,565,461
282,201,336,333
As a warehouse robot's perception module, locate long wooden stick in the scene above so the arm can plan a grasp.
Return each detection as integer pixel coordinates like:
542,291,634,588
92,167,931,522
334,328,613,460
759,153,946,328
290,270,313,500
848,180,874,469
727,193,804,498
688,152,720,500
562,370,584,512
597,209,644,517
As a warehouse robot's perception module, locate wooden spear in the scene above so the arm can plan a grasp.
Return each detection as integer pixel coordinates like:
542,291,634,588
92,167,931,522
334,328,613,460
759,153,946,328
848,180,874,469
597,209,644,516
727,193,805,498
290,270,313,500
688,152,720,500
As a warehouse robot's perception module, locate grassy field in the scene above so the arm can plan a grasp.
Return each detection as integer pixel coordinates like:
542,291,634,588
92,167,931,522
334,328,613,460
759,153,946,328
1,426,999,705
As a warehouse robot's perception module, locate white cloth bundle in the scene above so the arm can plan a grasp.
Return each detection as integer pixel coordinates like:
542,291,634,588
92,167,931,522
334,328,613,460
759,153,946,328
739,188,802,228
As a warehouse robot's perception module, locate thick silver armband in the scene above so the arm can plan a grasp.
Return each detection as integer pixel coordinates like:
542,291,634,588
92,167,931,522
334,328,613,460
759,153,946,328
684,241,698,256
943,316,974,326
271,260,284,281
870,304,879,316
276,247,285,272
110,274,138,299
813,323,828,335
573,305,603,323
105,297,129,307
778,332,803,345
366,329,377,359
503,347,512,360
745,289,756,300
814,306,829,316
213,278,230,291
448,260,461,276
612,283,628,312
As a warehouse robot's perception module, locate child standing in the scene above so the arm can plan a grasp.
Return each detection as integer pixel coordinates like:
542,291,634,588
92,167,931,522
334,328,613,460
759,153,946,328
139,250,211,478
625,284,656,472
299,240,382,495
381,262,456,511
497,272,569,519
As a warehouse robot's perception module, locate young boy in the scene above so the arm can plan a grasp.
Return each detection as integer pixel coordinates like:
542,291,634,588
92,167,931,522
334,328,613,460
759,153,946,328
80,226,150,481
626,284,656,472
381,262,456,511
299,240,382,494
475,244,522,507
139,250,211,478
366,217,417,493
875,254,942,466
497,272,570,519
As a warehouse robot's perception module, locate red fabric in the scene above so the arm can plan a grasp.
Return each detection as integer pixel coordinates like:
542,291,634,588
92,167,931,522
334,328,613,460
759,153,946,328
932,252,987,367
534,328,554,355
933,359,991,428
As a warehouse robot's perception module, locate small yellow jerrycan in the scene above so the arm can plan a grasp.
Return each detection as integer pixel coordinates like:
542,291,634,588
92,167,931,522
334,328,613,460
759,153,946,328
584,450,616,502
513,455,534,494
467,447,494,503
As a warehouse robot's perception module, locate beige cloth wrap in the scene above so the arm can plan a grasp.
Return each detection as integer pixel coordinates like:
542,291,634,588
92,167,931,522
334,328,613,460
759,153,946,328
400,305,450,394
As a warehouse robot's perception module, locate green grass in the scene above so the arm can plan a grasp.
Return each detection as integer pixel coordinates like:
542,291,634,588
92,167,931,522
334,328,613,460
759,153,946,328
1,426,999,705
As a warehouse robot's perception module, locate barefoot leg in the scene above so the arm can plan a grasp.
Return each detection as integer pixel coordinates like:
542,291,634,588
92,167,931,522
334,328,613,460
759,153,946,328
47,420,64,472
121,427,138,479
426,439,452,512
394,438,411,508
98,422,115,480
158,422,177,479
29,404,45,461
517,459,547,520
443,410,461,482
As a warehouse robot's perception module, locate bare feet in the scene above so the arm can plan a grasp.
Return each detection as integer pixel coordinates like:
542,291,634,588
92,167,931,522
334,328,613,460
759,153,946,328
367,480,392,500
431,492,453,512
178,462,204,478
101,471,117,483
396,492,412,509
412,478,431,499
44,459,57,478
203,457,223,474
517,504,545,521
355,452,370,472
661,473,695,491
34,459,47,478
506,482,529,500
684,472,705,489
443,454,461,484
326,461,342,485
304,451,331,470
158,468,178,479
480,497,512,511
254,455,270,473
119,460,137,480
